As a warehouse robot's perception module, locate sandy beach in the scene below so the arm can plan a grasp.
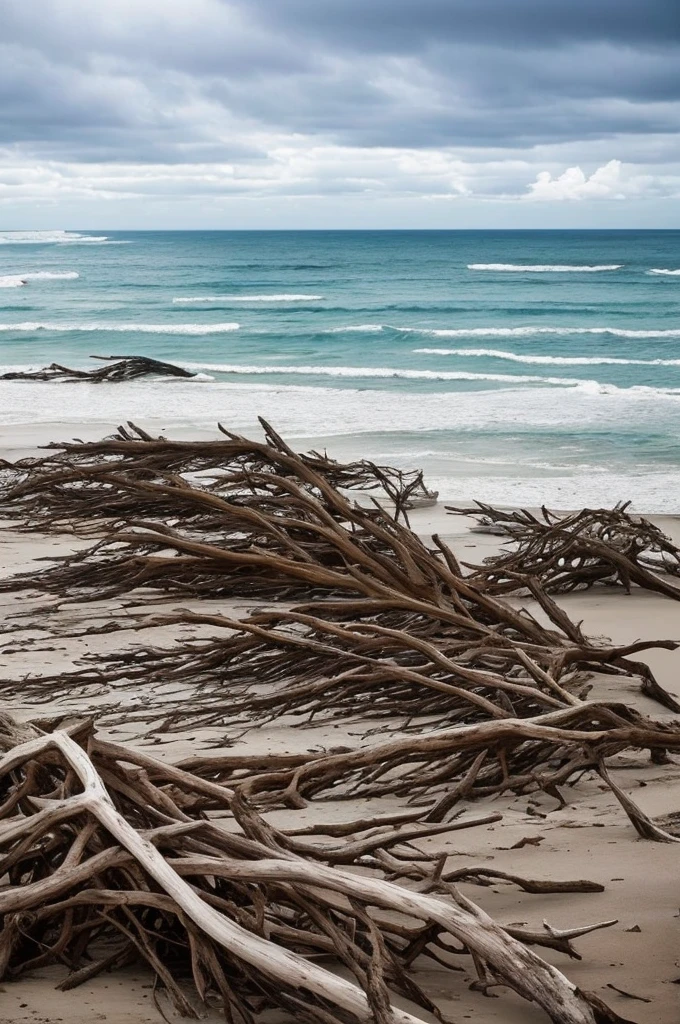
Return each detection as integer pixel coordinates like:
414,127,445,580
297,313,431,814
1,419,679,1024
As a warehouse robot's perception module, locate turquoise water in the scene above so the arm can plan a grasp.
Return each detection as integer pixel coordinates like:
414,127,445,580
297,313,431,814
1,228,680,509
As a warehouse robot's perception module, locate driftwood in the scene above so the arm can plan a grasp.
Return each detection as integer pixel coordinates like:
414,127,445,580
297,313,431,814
0,418,434,529
18,601,674,742
1,423,676,1022
0,355,197,383
0,716,627,1024
166,701,680,813
3,454,676,733
449,501,680,600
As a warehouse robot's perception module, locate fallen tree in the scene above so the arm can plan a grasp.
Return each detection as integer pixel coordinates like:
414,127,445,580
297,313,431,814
164,700,680,815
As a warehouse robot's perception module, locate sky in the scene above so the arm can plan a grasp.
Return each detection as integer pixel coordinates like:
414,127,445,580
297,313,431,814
1,0,679,229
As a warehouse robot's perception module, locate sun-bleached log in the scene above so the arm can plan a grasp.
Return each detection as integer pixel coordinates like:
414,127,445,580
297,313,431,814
0,721,626,1024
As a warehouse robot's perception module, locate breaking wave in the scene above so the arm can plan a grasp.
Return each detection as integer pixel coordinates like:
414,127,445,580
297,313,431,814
183,361,587,387
325,325,385,333
413,347,680,367
328,324,680,339
648,268,680,276
0,321,240,335
173,294,324,303
467,263,623,272
0,231,114,245
0,271,80,288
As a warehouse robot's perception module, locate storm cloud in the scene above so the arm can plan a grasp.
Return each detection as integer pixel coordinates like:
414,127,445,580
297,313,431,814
0,0,678,226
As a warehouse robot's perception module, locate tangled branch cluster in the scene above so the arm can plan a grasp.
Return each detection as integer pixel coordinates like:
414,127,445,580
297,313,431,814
2,421,679,1023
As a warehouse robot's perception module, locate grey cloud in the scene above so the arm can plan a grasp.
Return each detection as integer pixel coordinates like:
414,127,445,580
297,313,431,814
240,0,680,50
0,0,678,210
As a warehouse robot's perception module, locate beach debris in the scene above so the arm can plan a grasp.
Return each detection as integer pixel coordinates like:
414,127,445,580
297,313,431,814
0,354,197,383
0,713,627,1024
169,703,680,826
509,836,545,849
448,501,680,602
0,422,676,1022
0,417,433,528
0,422,677,733
606,984,652,1003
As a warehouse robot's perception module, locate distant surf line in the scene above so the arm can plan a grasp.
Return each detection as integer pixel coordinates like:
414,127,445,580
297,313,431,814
413,347,680,367
326,325,680,339
177,361,680,398
0,321,240,334
183,361,582,385
467,263,623,272
0,272,80,289
173,294,324,303
0,231,123,245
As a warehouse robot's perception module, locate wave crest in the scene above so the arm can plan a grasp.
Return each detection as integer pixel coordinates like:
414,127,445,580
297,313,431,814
173,294,324,303
0,271,79,288
467,263,623,272
407,325,680,339
0,321,240,335
182,361,585,387
413,347,680,367
327,324,680,339
324,325,384,333
648,268,680,276
0,231,111,245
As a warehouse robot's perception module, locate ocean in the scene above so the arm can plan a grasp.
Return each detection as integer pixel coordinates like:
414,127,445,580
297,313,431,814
1,228,679,510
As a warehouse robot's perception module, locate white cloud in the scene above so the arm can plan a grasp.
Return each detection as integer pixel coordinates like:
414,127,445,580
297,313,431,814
0,143,678,228
525,159,629,200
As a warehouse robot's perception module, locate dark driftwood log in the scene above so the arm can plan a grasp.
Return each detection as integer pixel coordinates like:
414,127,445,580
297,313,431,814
0,355,197,383
165,700,680,812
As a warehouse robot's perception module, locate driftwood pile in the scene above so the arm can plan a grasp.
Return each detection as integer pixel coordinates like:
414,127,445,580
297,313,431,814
450,501,680,600
0,418,433,533
1,425,676,733
1,421,679,1023
0,714,630,1024
0,355,197,383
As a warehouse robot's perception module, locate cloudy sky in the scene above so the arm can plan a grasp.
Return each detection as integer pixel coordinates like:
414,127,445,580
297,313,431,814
1,0,679,228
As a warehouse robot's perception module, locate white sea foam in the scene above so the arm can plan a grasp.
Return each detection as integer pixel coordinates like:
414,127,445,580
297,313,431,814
325,324,680,338
0,231,111,245
24,270,80,280
0,271,80,288
173,294,324,303
467,263,623,272
400,325,680,339
648,268,680,276
413,347,680,367
0,321,240,334
324,325,385,333
183,361,585,387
